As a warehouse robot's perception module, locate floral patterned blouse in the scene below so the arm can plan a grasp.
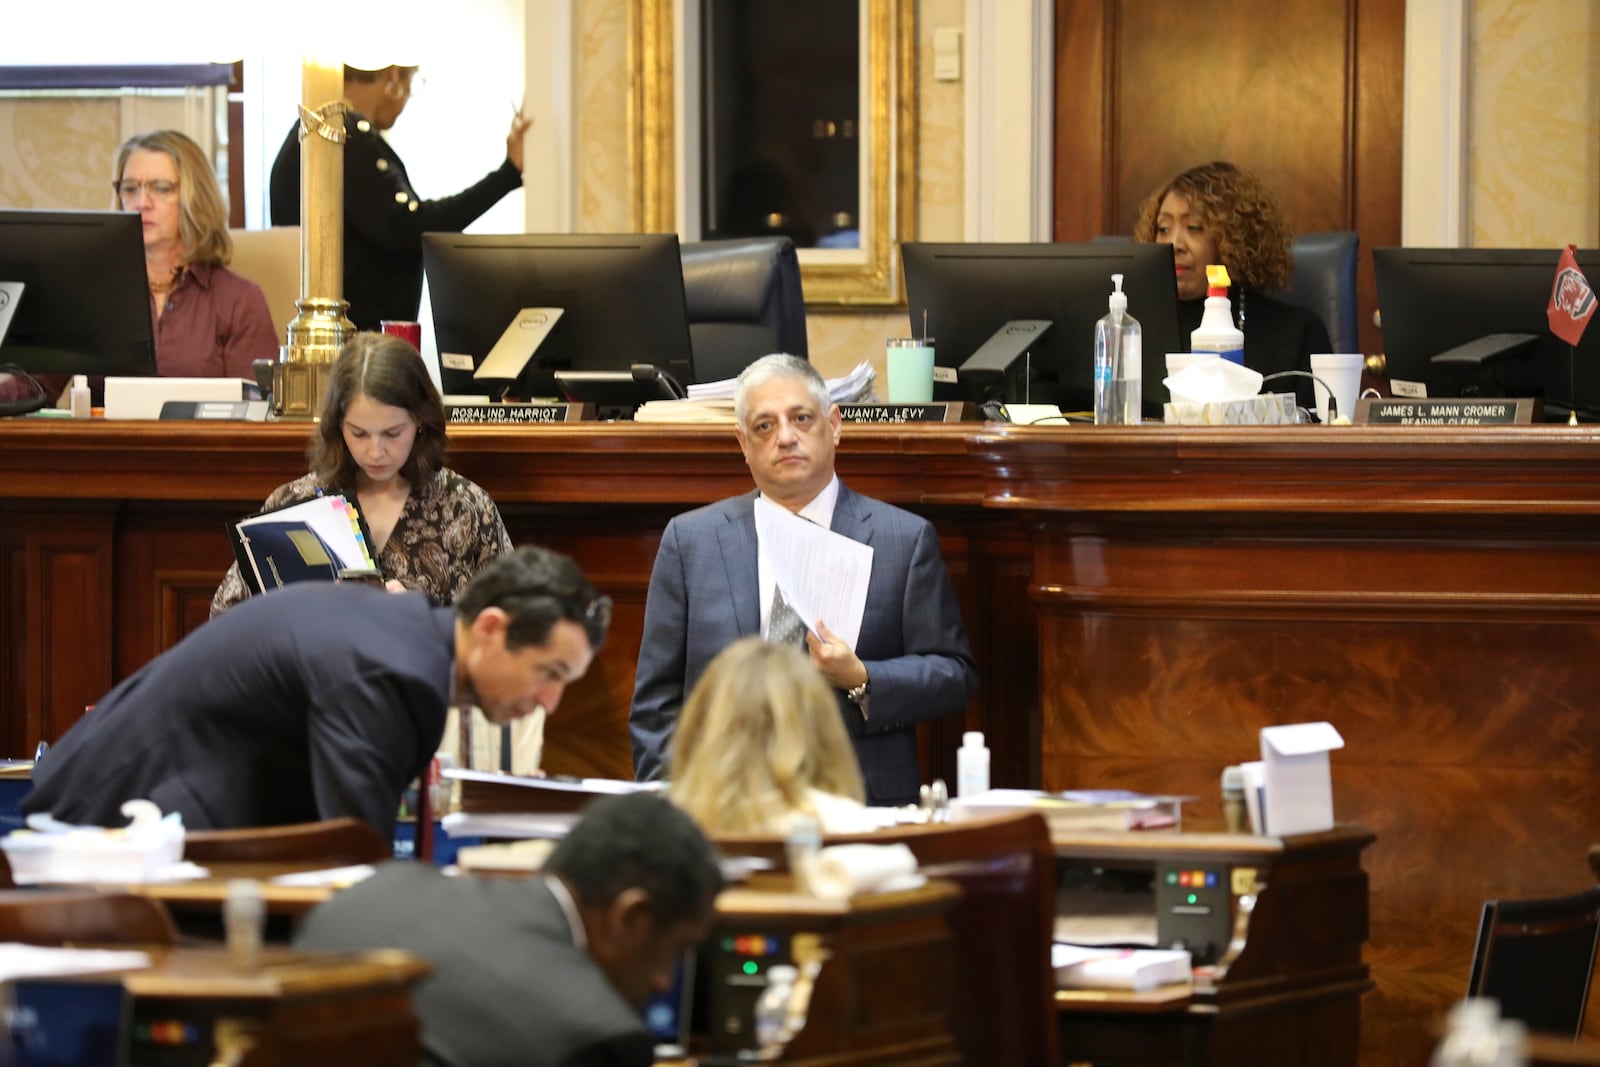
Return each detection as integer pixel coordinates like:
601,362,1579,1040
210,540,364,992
211,467,514,616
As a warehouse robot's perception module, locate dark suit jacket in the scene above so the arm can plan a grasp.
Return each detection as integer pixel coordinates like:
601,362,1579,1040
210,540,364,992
630,482,978,806
296,864,655,1067
269,112,522,330
22,585,453,841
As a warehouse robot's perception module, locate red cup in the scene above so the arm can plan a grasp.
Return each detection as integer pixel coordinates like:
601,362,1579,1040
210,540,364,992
380,320,423,351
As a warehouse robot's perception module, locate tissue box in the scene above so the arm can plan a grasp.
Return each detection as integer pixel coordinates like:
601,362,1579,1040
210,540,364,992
1163,393,1297,425
0,823,185,885
1259,721,1344,836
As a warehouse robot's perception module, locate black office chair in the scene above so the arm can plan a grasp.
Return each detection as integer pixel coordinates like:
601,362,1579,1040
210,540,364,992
679,237,808,383
1467,884,1600,1038
1280,231,1360,354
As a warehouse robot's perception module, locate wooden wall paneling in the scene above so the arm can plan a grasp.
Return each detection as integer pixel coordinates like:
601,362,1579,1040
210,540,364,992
0,506,118,754
1053,0,1112,240
113,505,246,682
1351,0,1406,359
1053,0,1403,355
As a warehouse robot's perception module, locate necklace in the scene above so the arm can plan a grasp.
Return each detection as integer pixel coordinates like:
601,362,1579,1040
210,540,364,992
148,268,182,295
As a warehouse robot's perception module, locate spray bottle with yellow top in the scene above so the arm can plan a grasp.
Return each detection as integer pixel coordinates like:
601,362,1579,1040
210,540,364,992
1189,264,1245,364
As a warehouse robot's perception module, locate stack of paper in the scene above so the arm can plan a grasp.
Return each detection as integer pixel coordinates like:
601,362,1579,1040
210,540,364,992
949,788,1182,832
444,769,662,815
1052,943,1192,991
634,398,738,424
683,361,877,405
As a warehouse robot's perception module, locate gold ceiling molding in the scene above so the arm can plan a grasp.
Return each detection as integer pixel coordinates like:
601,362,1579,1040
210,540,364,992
630,0,918,307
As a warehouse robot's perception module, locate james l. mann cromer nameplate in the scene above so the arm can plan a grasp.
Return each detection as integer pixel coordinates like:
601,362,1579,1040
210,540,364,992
1355,397,1536,425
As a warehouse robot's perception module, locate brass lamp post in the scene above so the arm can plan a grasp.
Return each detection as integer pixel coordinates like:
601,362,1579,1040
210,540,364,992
273,55,354,418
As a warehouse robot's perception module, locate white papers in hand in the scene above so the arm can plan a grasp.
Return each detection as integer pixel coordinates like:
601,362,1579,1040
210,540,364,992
754,496,873,650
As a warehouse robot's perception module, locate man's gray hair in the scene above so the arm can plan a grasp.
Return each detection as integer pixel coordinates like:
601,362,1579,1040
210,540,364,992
733,354,831,428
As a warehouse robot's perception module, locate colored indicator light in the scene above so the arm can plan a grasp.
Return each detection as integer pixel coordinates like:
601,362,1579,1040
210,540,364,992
1178,872,1191,887
1205,872,1218,888
742,960,758,976
721,937,734,951
1186,893,1198,905
1165,871,1178,885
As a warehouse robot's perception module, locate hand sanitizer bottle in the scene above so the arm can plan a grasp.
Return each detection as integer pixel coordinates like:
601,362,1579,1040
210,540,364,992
1190,265,1245,364
1093,273,1142,424
957,731,990,797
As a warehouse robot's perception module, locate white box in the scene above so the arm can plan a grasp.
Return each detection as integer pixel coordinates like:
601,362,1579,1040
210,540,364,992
104,377,250,420
1259,721,1344,836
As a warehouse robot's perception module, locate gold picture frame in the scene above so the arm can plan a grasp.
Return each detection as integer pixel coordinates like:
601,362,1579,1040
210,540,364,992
629,0,917,307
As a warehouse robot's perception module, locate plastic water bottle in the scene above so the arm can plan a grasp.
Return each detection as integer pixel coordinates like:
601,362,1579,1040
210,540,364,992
1093,273,1142,424
69,375,91,418
754,964,798,1049
785,813,821,894
956,731,990,798
1189,264,1245,365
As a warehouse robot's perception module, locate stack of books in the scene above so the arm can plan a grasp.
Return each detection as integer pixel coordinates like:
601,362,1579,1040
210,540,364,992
1051,943,1193,991
949,788,1183,832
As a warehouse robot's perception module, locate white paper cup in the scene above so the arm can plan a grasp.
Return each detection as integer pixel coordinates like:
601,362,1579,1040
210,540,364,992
1163,353,1220,402
1310,354,1363,424
886,339,936,403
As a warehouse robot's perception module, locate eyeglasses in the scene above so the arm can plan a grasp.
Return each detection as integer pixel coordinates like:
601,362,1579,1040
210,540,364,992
113,179,179,202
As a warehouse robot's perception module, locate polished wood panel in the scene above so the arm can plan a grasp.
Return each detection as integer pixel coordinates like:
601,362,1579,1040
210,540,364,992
6,420,1600,1067
1052,0,1404,355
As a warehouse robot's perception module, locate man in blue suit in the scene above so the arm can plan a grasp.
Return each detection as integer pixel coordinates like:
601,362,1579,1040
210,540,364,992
630,355,978,806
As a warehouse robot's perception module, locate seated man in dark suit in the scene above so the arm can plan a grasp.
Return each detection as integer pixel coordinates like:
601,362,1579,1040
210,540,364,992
23,546,608,842
295,792,723,1067
630,354,979,806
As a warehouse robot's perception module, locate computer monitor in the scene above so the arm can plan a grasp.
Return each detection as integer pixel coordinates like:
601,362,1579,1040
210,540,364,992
901,242,1180,415
422,233,696,408
1374,247,1600,421
0,209,155,376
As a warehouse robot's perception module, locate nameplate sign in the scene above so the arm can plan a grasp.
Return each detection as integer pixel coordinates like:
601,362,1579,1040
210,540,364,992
838,402,973,424
447,402,591,424
1355,397,1537,426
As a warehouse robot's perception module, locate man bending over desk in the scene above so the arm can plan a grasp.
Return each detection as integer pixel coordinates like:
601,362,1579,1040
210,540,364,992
295,792,722,1067
23,546,608,841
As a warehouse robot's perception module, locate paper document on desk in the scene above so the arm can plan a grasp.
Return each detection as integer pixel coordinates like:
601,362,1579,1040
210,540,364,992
0,944,150,983
754,496,872,650
1052,943,1192,991
270,864,376,888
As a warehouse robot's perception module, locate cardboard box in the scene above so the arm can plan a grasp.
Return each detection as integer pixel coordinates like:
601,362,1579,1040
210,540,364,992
1259,721,1344,836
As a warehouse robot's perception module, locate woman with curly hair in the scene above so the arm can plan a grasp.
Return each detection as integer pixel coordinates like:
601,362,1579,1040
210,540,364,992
1134,161,1331,404
668,637,877,836
211,331,512,615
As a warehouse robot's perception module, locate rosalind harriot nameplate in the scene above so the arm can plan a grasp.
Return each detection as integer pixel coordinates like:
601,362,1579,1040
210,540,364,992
838,401,973,424
1355,397,1537,426
447,402,592,424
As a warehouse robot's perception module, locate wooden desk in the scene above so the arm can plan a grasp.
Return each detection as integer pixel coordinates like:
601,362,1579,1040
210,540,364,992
1052,826,1373,1067
706,880,962,1066
6,420,1600,1067
19,944,426,1066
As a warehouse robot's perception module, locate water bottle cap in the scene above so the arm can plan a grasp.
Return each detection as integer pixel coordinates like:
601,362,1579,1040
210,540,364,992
963,731,985,748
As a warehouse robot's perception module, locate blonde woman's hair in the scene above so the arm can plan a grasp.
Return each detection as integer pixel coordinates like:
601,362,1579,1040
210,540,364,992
112,129,233,268
669,637,865,835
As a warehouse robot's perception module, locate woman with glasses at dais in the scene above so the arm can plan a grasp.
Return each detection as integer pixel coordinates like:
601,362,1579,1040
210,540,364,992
113,129,279,378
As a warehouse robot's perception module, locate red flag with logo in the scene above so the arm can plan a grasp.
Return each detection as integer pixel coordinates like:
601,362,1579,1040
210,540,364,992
1547,245,1596,346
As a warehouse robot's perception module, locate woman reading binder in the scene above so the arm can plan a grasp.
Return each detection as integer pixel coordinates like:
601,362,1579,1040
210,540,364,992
212,331,512,614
